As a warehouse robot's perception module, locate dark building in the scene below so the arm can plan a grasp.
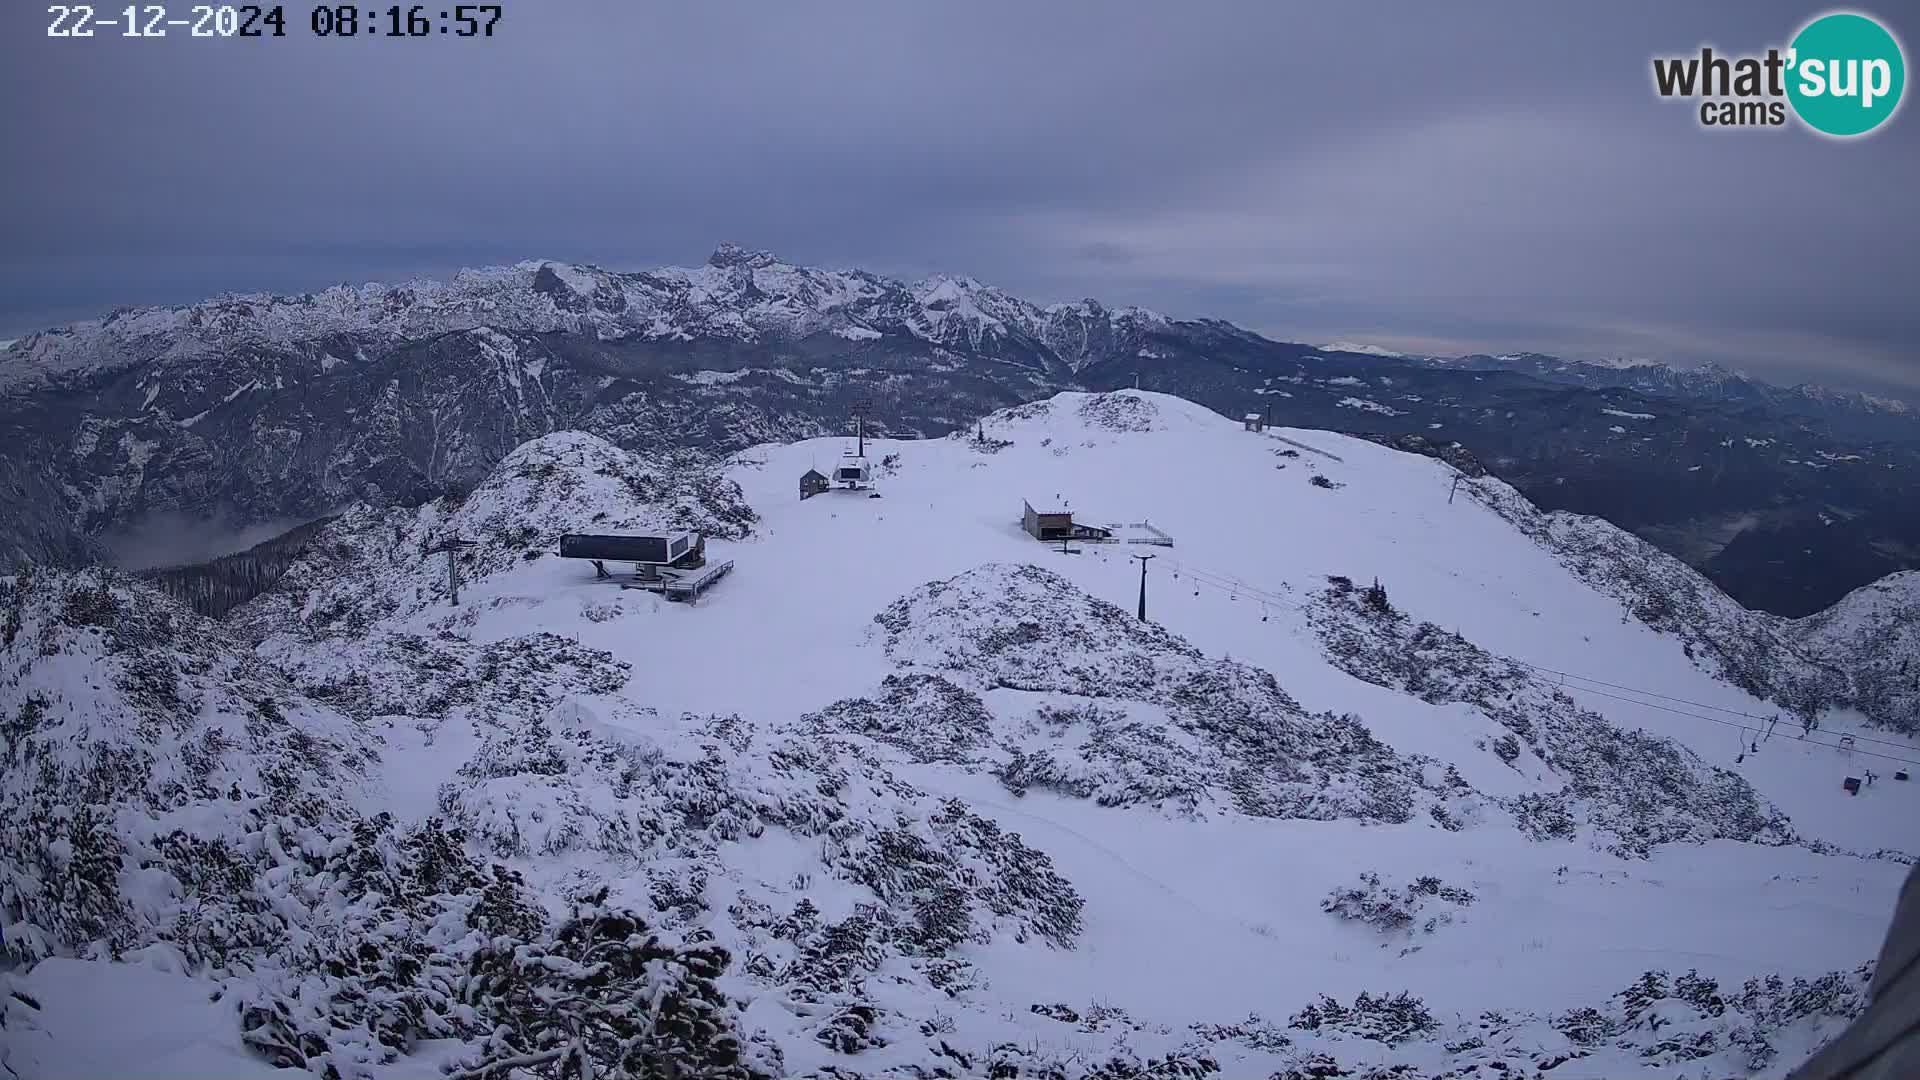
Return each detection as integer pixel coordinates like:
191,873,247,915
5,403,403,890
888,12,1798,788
1022,498,1112,542
1243,412,1266,432
800,468,830,500
559,531,706,569
1023,498,1073,540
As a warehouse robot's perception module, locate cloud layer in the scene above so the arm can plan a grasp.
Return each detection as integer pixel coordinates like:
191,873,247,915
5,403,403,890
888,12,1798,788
2,2,1914,392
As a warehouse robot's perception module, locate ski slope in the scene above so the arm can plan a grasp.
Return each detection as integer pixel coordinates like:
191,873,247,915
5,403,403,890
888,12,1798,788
8,390,1915,1079
430,391,1913,846
345,393,1914,1008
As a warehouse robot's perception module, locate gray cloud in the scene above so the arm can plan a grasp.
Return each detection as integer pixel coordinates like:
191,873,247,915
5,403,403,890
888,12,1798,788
2,1,1914,393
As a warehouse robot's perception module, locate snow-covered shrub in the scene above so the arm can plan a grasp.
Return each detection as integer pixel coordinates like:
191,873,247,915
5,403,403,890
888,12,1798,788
0,569,376,966
259,623,631,726
962,432,1015,454
782,906,893,1001
1075,391,1162,433
874,563,1204,700
1320,873,1476,938
875,564,1465,827
1145,954,1873,1079
227,812,550,1077
1307,579,1798,857
446,886,775,1080
987,1043,1220,1079
1491,733,1521,764
801,673,994,763
437,706,1084,1002
1539,964,1871,1074
3,572,776,1078
813,1003,888,1055
1187,1014,1294,1053
1287,991,1439,1047
1509,792,1578,842
992,700,1208,813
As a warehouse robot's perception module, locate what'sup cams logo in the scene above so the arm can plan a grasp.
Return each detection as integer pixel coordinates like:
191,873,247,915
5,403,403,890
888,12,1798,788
1652,10,1906,137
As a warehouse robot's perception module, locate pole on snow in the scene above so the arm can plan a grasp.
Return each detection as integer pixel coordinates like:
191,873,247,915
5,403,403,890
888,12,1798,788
1134,552,1156,621
426,537,478,606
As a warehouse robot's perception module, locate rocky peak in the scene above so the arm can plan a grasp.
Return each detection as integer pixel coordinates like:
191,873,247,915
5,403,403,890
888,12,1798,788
707,242,781,270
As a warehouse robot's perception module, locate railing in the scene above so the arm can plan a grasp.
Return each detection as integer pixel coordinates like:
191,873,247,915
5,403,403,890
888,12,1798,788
1124,522,1174,546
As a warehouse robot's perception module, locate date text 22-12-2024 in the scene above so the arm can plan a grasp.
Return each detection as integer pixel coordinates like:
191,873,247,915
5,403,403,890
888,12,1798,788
47,4,502,39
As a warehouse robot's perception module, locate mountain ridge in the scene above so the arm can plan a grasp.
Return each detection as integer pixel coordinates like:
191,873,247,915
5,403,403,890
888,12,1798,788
0,245,1181,394
7,247,1913,421
3,247,1917,619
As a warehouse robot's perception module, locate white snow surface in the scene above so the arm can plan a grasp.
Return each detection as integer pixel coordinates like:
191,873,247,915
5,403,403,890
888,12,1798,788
6,389,1917,1079
1337,396,1407,417
1319,341,1407,357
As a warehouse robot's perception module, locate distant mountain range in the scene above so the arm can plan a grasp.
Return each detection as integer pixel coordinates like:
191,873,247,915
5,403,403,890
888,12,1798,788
1419,351,1915,439
2,244,1916,616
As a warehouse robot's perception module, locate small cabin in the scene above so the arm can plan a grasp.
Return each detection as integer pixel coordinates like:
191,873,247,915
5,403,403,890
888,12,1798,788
799,468,830,500
1243,413,1265,432
1022,498,1112,542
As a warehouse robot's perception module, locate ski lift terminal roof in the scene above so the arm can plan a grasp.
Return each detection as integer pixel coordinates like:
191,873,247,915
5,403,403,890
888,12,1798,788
1024,494,1087,515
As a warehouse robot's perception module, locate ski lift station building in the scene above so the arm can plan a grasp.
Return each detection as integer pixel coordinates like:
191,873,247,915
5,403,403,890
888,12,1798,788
1022,498,1112,542
556,530,734,602
832,449,872,488
559,531,705,567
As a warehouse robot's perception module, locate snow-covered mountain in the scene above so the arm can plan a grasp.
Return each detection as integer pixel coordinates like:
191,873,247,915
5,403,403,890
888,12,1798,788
4,390,1915,1080
3,247,1918,622
0,245,1168,395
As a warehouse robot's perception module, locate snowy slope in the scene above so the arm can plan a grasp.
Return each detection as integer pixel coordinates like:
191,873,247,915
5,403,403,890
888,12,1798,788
5,390,1918,1080
1790,572,1920,740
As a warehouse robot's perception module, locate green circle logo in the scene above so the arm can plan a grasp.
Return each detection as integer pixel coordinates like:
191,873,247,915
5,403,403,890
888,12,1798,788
1786,12,1906,137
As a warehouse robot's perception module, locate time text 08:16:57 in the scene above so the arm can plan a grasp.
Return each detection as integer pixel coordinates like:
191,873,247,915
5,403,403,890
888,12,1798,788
46,5,502,39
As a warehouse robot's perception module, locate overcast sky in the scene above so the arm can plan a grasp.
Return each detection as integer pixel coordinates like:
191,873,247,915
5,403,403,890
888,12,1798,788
3,2,1915,395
